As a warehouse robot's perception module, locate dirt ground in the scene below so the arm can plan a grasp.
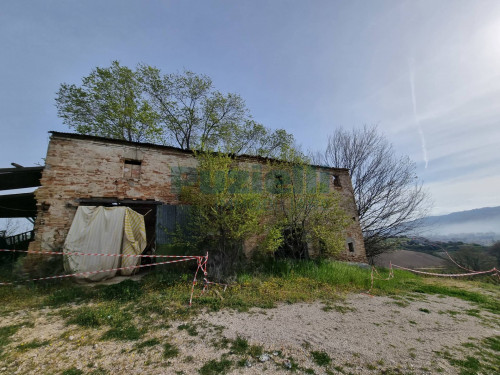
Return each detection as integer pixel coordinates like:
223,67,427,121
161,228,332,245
0,293,498,374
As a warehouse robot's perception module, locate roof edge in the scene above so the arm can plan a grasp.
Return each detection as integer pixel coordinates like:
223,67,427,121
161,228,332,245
49,131,350,173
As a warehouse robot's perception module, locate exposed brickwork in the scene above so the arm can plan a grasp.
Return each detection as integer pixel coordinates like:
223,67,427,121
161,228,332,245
29,133,366,263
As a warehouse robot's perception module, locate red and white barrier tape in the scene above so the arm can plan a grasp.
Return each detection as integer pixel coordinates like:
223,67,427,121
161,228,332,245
0,256,200,286
0,249,201,259
1,248,227,306
392,264,499,278
364,261,499,296
365,262,394,295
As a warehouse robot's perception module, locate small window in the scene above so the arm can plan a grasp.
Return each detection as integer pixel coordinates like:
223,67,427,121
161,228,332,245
333,175,341,187
348,242,355,253
124,159,141,179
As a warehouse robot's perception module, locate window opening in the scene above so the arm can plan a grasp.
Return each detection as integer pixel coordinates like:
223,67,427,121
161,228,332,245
333,175,341,187
348,242,355,253
124,159,142,179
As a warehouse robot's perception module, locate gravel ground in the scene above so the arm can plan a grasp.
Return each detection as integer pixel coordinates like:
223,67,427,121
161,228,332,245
0,293,498,374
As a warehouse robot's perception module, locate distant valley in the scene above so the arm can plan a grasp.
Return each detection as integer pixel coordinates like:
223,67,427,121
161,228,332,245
414,206,500,245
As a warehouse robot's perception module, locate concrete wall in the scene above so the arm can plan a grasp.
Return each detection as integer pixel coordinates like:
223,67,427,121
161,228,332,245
29,133,366,262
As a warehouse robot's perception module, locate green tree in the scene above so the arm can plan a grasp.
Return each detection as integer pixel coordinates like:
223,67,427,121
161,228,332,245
138,64,294,155
56,62,294,156
55,61,160,142
178,152,266,279
265,148,350,260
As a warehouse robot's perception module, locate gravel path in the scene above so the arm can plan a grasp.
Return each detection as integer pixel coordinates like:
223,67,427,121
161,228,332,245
1,293,498,374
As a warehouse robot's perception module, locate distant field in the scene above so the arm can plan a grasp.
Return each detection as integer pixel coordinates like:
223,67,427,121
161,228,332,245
374,249,447,269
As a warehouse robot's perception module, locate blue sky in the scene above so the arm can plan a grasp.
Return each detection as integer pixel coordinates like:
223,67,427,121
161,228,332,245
1,0,500,217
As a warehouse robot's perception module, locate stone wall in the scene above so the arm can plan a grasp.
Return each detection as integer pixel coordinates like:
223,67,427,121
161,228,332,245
29,132,366,262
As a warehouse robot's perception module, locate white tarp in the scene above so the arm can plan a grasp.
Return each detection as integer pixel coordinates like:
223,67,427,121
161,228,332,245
63,206,146,281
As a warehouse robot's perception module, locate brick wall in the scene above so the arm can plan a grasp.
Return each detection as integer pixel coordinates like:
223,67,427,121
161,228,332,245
29,133,366,263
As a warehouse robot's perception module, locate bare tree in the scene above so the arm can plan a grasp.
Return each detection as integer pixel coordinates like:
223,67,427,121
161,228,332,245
323,125,430,262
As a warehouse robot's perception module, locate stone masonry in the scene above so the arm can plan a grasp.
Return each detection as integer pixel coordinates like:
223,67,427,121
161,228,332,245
29,132,366,262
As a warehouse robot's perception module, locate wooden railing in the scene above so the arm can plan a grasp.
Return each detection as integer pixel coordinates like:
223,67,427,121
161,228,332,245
0,230,34,249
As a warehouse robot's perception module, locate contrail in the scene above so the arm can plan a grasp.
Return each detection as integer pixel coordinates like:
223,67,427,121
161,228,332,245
409,58,429,169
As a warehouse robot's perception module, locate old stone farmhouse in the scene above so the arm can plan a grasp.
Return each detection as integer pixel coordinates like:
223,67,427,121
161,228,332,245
26,132,366,262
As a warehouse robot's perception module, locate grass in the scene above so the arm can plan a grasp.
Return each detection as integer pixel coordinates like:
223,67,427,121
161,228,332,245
62,368,84,375
178,323,198,336
135,338,160,349
199,358,233,375
0,259,498,370
16,339,50,351
0,323,28,356
1,260,498,318
310,350,331,366
101,325,143,341
435,335,500,374
230,336,249,354
163,342,180,358
62,302,145,341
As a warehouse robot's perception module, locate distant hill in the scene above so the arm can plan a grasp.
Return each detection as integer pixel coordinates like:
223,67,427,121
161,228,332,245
415,206,500,245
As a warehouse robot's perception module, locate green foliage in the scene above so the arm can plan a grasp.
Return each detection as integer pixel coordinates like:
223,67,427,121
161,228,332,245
264,147,350,259
65,302,144,341
62,368,84,375
178,323,198,336
248,344,264,357
56,62,294,156
97,279,142,302
230,336,249,354
310,350,332,366
199,358,233,375
101,325,144,341
163,342,180,358
135,338,160,349
0,324,22,354
56,61,160,142
484,336,500,352
16,339,50,351
179,152,267,279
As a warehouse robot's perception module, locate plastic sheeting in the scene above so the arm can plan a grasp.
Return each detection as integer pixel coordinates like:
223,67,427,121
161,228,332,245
120,208,147,276
63,206,146,281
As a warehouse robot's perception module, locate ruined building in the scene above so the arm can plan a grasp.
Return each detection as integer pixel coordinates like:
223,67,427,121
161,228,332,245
25,132,366,263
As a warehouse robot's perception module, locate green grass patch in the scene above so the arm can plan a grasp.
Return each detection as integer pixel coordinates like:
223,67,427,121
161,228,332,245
310,350,331,366
0,324,23,354
248,344,264,357
101,324,144,341
135,338,160,349
178,323,198,336
230,336,249,354
62,368,84,375
66,303,132,329
16,339,50,351
484,336,500,352
199,358,233,375
163,342,180,358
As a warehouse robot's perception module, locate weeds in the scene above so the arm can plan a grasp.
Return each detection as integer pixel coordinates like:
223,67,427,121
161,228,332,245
62,368,84,375
0,324,22,353
310,350,331,366
135,338,160,349
199,358,233,375
101,325,144,341
178,323,198,336
231,336,249,354
16,339,50,351
163,342,180,359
